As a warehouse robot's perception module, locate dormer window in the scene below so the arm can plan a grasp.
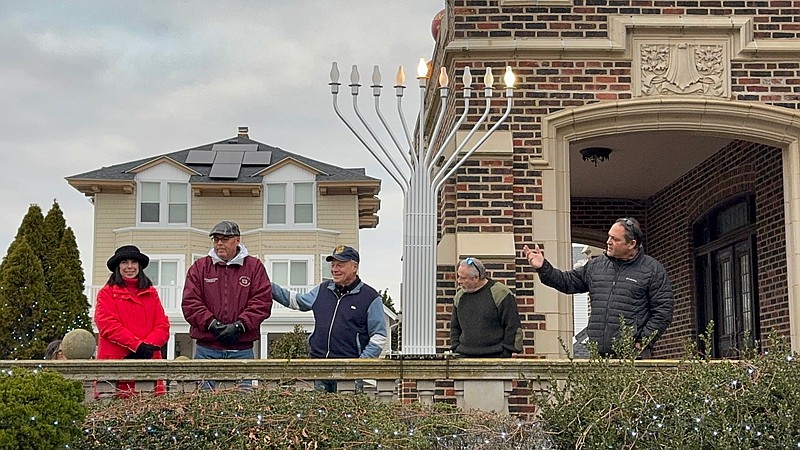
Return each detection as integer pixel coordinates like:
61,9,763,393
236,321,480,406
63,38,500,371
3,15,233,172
138,181,189,225
265,182,315,226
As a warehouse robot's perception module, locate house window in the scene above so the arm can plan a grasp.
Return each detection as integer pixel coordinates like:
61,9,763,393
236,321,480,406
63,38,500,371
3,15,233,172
143,259,180,286
265,182,315,226
142,255,184,311
294,183,313,224
140,182,160,223
266,183,287,224
320,255,332,283
266,255,313,292
138,181,188,225
694,194,759,358
168,183,188,223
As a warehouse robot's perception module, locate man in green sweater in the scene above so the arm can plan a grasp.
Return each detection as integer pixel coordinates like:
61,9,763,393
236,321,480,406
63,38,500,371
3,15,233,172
450,257,523,357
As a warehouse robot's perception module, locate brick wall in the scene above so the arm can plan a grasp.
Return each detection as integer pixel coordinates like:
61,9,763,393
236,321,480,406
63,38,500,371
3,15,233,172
432,0,797,365
451,0,800,40
648,140,787,357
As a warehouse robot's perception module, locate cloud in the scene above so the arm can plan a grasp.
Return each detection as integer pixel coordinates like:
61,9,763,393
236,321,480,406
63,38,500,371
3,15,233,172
0,0,444,306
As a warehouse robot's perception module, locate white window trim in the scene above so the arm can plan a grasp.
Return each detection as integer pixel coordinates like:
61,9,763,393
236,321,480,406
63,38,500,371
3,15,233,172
264,254,314,287
264,182,316,229
136,180,190,226
143,254,186,287
320,253,332,284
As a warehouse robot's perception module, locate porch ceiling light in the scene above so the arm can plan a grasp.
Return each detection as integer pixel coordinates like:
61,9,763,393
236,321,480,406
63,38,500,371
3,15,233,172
580,147,612,166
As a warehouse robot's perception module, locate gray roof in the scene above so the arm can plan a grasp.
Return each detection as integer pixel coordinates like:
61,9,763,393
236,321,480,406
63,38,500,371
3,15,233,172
66,135,378,184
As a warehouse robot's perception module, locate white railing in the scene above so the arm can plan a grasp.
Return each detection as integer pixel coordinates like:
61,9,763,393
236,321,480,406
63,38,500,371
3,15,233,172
86,284,314,314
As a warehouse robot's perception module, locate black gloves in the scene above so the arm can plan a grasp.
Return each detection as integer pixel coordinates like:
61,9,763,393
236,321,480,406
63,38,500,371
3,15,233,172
208,319,227,336
125,343,160,359
217,320,246,345
208,318,245,345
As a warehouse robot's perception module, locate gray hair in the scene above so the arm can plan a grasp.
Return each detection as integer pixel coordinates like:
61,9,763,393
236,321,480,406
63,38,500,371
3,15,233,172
615,217,644,247
458,257,487,279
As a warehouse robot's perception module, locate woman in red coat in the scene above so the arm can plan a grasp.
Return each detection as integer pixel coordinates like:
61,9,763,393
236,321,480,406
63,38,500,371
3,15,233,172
94,245,170,398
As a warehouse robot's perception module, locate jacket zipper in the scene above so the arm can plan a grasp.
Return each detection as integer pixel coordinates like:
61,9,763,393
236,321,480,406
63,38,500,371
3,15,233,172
325,290,346,358
604,262,622,350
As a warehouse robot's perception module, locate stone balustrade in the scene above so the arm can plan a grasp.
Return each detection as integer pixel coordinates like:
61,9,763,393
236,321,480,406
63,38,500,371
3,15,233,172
2,358,681,415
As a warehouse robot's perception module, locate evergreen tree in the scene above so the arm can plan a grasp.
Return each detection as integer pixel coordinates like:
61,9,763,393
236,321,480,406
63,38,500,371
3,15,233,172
0,204,46,275
378,289,400,352
378,288,396,314
0,237,50,359
46,227,92,337
43,200,67,288
0,203,91,359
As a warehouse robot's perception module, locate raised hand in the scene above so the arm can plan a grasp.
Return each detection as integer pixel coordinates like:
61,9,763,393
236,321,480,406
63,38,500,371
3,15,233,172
522,243,545,269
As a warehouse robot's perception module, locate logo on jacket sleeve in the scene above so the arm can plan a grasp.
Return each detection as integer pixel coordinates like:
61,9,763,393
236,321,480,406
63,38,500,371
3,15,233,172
239,276,251,287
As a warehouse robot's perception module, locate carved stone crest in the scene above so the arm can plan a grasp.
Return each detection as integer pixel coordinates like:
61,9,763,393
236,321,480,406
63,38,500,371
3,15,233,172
639,42,726,97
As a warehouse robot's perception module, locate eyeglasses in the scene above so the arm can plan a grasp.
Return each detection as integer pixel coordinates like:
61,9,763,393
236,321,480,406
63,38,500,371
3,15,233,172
211,236,234,243
465,257,475,265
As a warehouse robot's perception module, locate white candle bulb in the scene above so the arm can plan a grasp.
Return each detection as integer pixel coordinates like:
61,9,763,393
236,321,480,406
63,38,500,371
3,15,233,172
372,65,381,85
396,66,405,86
463,66,472,88
438,67,449,88
484,67,494,88
417,58,428,78
330,62,340,83
503,66,515,88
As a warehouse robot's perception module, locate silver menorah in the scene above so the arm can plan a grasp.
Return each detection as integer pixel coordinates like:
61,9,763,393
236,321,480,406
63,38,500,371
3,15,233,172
330,59,515,355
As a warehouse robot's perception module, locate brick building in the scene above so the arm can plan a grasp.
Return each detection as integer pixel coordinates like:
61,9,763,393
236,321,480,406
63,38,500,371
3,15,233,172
429,0,800,360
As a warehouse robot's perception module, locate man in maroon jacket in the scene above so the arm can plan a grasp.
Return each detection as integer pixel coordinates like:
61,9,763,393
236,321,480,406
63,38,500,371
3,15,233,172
182,220,273,389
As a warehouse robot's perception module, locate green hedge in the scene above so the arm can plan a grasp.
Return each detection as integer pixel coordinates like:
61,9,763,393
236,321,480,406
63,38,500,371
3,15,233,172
537,325,800,449
0,368,86,450
82,388,549,449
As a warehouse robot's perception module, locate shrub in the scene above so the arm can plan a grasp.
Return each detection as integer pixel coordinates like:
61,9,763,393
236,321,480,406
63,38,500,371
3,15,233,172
82,388,550,449
269,324,310,360
537,324,800,449
0,368,86,450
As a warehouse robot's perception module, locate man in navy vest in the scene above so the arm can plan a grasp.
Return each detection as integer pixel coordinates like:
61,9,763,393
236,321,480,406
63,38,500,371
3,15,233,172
271,245,387,392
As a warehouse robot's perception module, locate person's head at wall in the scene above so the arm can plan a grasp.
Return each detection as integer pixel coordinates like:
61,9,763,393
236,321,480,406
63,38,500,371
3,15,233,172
209,220,241,262
456,257,488,293
45,339,66,360
325,245,360,286
106,245,153,289
607,217,643,261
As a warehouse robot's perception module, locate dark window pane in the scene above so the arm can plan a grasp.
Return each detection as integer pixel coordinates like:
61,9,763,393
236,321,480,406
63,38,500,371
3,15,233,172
141,203,159,223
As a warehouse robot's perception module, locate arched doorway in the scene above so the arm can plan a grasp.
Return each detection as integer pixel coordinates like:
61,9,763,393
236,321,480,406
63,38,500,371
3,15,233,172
539,97,800,354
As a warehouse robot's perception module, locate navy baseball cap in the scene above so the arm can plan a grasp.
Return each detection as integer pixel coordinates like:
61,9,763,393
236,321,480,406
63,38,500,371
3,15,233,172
326,245,360,263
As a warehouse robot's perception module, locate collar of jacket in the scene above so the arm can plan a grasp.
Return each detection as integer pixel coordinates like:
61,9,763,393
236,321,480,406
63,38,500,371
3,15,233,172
605,247,643,265
208,243,249,266
327,276,363,295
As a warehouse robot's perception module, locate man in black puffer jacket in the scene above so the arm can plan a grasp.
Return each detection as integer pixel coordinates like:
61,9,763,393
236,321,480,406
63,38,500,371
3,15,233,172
523,217,674,357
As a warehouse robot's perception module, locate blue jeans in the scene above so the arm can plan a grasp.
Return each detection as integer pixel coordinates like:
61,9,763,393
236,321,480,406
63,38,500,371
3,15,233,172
194,344,254,390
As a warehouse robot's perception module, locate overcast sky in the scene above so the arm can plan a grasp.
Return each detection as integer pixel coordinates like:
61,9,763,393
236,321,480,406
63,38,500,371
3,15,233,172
0,1,445,305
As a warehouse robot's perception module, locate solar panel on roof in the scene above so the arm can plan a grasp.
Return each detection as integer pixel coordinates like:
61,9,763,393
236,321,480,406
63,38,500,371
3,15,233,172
209,163,242,178
185,150,216,165
214,151,244,164
212,144,258,152
243,151,272,166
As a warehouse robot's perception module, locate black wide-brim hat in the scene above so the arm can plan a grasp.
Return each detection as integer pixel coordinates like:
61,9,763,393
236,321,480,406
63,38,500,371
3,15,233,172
106,245,150,271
